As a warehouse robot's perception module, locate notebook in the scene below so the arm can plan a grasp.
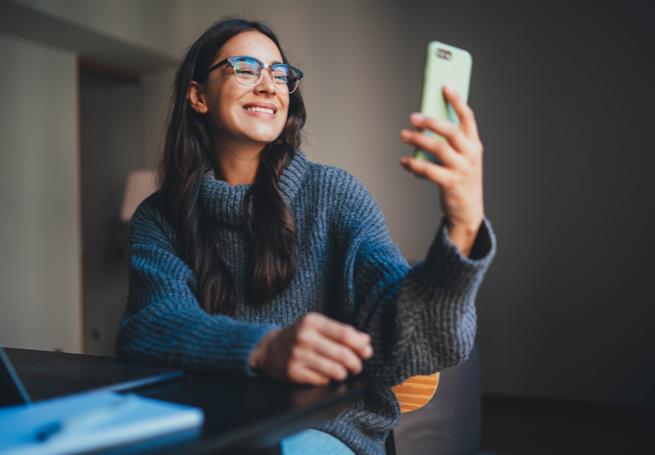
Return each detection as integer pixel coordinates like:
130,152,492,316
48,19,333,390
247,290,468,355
0,344,204,454
0,391,204,455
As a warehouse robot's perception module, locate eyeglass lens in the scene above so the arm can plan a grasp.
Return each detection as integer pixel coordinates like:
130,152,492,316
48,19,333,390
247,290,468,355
233,58,299,94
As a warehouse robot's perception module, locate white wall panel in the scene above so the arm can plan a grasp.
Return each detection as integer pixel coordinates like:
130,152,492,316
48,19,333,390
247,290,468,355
0,33,81,353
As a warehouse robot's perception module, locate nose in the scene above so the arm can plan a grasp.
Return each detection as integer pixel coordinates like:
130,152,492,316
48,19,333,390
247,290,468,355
254,69,277,95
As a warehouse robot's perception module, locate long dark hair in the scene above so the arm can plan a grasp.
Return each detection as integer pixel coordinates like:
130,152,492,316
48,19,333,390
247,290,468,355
158,18,305,316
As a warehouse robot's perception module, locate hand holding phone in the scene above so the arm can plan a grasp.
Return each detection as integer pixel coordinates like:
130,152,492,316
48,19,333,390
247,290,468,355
399,42,484,257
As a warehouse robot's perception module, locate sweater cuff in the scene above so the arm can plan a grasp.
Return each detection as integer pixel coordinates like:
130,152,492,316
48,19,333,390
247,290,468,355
415,217,496,293
440,216,496,264
213,320,279,378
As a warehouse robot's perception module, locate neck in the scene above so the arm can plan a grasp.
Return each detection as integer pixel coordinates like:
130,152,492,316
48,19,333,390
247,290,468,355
214,140,265,186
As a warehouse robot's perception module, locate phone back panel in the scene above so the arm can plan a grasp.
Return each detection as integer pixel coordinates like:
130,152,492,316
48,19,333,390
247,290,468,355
415,42,472,164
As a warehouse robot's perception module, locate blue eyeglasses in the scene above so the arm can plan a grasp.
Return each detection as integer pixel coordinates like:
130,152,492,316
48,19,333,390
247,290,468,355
201,56,303,94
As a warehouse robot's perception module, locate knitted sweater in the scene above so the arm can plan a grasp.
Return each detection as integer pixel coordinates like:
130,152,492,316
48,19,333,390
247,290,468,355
116,151,496,455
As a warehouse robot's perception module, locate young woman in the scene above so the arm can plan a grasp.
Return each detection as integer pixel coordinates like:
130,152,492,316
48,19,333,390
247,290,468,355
116,18,495,455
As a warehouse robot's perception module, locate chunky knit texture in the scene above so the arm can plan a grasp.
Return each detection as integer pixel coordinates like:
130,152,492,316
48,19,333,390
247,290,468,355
116,151,496,455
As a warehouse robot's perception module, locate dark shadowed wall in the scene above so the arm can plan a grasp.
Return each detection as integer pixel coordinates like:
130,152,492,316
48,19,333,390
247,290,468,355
409,0,655,407
392,0,655,407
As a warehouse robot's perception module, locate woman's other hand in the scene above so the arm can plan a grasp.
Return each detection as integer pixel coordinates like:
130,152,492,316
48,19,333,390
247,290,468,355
249,312,373,385
400,85,484,257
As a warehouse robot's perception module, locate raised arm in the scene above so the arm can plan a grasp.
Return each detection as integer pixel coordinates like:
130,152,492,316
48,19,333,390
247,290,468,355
330,167,495,388
400,85,485,257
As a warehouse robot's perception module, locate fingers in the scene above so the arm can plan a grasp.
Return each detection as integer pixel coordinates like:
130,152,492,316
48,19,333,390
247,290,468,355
293,325,362,377
400,156,455,185
408,113,471,159
402,88,483,168
442,85,479,140
260,313,373,386
287,362,331,386
293,345,350,381
304,313,373,360
396,86,485,256
312,334,363,372
401,128,463,167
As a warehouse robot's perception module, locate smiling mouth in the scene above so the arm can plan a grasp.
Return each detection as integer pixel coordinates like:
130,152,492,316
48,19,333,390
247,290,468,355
244,106,275,115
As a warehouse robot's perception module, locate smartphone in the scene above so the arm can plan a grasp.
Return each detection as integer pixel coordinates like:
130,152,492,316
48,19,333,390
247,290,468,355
414,42,472,165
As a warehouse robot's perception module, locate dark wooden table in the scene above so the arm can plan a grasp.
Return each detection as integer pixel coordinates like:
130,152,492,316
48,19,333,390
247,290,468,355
6,348,364,455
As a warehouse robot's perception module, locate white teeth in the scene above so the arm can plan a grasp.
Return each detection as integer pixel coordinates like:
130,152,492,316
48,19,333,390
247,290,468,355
245,107,274,114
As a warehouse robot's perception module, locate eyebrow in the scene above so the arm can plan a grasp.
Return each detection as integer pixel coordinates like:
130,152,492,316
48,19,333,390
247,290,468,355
271,60,283,66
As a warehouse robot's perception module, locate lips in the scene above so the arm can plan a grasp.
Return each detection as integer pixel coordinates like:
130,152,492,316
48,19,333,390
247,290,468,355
242,102,277,116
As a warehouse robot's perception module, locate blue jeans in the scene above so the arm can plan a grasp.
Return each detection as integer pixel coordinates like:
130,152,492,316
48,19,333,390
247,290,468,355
281,429,355,454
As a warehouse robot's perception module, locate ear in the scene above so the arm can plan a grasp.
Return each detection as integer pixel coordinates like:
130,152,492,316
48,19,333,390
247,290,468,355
188,81,207,114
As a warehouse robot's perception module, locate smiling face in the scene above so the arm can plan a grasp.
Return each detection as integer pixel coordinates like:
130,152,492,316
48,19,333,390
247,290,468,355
190,31,289,155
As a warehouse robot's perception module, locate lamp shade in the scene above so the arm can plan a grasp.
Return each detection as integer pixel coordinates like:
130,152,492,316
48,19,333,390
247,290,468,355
120,170,156,222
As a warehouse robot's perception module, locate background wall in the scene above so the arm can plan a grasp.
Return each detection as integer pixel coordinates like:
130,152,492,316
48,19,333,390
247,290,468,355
79,69,145,355
1,0,653,407
0,32,81,352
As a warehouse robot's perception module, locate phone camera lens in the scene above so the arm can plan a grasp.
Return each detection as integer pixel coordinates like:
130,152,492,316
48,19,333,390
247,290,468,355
437,49,452,60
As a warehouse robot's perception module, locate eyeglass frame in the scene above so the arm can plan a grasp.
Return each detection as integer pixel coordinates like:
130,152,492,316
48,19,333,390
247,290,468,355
199,56,304,94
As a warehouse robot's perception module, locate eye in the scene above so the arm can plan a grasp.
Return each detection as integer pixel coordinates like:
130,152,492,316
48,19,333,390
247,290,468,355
234,59,261,80
272,68,291,83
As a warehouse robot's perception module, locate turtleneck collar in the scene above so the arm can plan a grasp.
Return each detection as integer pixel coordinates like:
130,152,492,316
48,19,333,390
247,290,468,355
201,150,307,228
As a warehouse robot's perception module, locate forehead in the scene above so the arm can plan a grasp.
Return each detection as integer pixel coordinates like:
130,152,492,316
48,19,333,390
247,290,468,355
214,31,283,65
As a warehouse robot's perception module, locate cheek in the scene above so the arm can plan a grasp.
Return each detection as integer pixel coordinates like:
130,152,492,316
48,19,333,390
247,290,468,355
280,105,290,126
277,113,289,135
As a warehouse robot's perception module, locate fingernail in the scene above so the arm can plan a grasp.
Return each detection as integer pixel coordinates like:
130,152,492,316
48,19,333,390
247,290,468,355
444,84,454,93
401,129,413,142
364,345,373,358
410,112,424,123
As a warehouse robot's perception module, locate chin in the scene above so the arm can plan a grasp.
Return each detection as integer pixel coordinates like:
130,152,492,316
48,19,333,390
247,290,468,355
249,129,284,145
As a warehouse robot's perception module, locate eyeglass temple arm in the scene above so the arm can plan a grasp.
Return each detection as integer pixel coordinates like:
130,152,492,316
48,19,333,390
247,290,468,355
199,59,230,79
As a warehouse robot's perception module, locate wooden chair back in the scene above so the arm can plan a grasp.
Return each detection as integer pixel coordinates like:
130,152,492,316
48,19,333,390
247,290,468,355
386,372,441,454
391,372,440,413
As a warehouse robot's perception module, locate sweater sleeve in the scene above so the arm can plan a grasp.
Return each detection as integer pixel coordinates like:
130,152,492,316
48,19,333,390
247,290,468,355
331,171,496,387
115,195,276,377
